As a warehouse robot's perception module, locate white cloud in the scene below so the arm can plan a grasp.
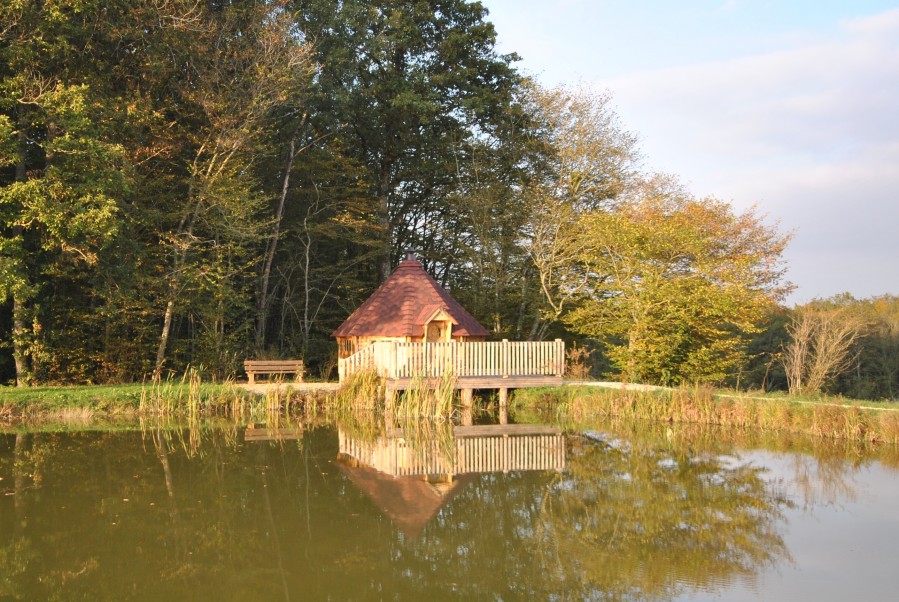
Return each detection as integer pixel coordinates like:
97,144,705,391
596,9,899,301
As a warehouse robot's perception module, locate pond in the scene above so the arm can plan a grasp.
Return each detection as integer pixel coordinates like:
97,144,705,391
2,416,898,600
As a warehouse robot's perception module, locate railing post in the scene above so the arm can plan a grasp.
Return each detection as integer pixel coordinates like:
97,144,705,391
555,338,564,377
502,339,509,378
386,341,395,379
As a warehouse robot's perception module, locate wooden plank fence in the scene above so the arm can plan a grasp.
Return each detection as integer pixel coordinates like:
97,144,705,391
338,340,565,382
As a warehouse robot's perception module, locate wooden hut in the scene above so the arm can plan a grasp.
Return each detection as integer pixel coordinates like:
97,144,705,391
334,254,565,399
332,253,489,359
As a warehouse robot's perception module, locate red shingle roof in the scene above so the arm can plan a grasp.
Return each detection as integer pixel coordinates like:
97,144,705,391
332,257,489,338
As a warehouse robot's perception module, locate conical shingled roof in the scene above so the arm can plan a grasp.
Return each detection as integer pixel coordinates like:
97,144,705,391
332,256,489,339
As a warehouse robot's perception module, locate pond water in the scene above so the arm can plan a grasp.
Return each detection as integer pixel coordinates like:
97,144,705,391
2,416,899,600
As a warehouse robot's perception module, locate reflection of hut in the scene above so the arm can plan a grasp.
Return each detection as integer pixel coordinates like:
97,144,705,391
337,424,566,537
332,253,488,360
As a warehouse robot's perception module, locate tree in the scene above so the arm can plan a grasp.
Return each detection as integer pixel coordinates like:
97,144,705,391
853,295,899,400
519,84,639,336
0,77,125,386
783,301,864,395
566,178,791,384
293,0,522,281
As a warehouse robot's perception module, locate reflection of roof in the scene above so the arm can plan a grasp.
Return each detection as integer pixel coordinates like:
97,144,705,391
331,256,488,339
336,460,472,539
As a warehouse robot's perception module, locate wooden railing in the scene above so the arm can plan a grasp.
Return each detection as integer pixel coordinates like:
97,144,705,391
338,339,565,382
338,343,379,382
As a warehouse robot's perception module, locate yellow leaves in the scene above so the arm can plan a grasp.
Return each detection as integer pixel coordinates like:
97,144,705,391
567,184,791,384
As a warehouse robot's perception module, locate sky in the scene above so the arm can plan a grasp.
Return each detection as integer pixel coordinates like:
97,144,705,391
480,0,899,304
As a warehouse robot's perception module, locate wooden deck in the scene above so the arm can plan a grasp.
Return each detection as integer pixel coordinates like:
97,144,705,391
387,375,563,391
338,340,565,393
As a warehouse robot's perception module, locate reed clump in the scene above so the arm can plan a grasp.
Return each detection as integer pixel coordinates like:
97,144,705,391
393,370,456,421
139,367,254,418
328,368,383,413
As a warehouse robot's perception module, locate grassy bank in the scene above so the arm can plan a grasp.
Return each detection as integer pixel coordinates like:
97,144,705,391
7,376,899,448
514,384,899,446
0,383,146,425
0,377,324,428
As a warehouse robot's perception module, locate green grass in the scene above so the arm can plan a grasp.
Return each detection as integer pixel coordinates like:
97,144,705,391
0,383,145,411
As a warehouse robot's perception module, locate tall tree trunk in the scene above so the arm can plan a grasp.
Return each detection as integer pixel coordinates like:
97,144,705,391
154,199,198,380
12,296,31,388
154,297,176,380
256,131,301,352
377,160,393,282
12,111,30,387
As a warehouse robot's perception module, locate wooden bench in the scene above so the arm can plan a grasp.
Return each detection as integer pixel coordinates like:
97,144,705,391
243,359,304,385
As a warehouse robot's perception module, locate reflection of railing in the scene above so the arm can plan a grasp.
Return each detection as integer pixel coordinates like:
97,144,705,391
338,340,565,382
338,424,566,477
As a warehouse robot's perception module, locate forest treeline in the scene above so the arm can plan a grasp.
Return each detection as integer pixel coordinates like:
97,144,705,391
0,1,896,399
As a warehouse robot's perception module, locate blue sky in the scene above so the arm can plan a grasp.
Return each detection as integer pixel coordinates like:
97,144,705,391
481,0,899,303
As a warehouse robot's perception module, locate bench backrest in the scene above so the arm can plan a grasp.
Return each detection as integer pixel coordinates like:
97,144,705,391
244,360,304,371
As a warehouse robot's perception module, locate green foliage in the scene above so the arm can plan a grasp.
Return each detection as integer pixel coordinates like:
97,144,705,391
566,178,791,385
294,0,524,279
0,115,14,166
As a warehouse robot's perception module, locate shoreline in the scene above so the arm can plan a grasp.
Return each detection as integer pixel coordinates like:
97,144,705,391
2,381,899,445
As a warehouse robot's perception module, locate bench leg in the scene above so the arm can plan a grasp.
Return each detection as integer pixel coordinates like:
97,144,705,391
248,372,255,385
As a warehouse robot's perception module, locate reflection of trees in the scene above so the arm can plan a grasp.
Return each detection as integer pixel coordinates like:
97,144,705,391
581,417,876,514
1,423,792,599
530,436,791,599
1,433,37,599
789,451,859,509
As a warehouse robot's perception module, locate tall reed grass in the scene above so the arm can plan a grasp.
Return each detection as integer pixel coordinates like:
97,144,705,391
393,370,456,421
513,384,899,446
326,367,458,421
327,368,383,413
139,366,309,424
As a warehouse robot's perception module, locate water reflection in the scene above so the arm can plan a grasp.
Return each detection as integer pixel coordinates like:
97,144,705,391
2,418,892,600
337,423,565,537
531,432,791,599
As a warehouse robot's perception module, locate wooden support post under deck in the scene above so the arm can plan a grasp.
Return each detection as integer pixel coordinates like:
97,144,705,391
384,384,396,408
498,388,508,425
461,388,473,408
